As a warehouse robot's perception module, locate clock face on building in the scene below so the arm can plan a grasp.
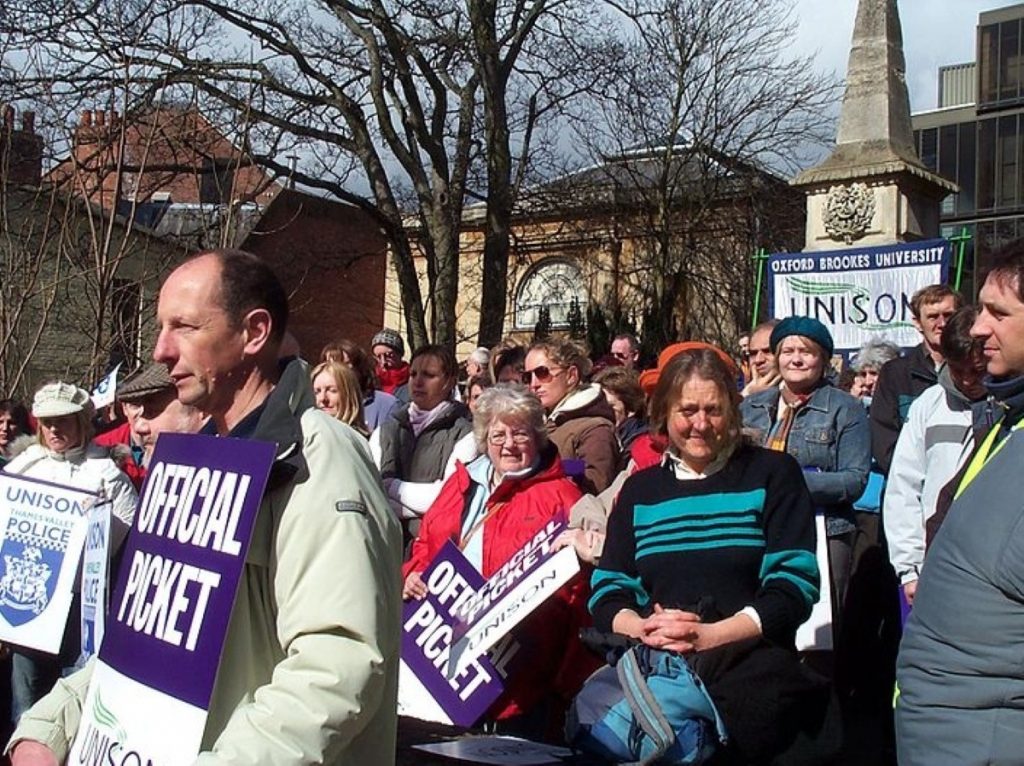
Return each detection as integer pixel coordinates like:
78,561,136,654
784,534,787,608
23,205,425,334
514,259,588,330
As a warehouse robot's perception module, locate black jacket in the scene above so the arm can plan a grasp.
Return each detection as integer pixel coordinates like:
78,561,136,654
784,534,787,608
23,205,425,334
869,344,937,474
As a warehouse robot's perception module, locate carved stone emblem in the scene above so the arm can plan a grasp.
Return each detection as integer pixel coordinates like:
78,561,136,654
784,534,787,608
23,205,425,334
823,183,875,244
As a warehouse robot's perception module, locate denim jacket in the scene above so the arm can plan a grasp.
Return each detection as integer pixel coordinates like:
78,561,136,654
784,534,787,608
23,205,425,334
740,384,870,536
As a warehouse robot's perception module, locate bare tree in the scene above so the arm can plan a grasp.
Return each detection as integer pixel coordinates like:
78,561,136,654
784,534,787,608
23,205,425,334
571,0,838,350
4,0,622,350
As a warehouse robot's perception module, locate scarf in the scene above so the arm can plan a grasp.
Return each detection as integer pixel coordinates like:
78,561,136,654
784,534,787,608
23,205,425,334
407,400,452,437
377,362,410,395
766,387,813,453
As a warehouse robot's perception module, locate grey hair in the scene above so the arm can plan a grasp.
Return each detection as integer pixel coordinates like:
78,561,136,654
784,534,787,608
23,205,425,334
851,338,900,372
472,383,548,452
469,346,490,366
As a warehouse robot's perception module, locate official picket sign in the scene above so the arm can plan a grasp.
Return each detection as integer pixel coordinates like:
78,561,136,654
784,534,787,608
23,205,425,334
399,541,505,727
767,239,950,351
69,433,276,766
0,473,100,653
449,519,579,678
80,502,111,660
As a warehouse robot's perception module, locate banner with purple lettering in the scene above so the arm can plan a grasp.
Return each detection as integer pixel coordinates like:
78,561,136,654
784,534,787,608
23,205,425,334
69,433,275,766
767,239,950,352
0,474,100,652
399,542,504,726
449,519,579,678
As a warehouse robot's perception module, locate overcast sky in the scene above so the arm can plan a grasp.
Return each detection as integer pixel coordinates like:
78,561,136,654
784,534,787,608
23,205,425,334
793,0,1006,113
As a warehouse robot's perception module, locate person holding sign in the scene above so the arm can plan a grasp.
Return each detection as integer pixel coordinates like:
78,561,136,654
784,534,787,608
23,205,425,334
3,382,137,724
403,384,596,741
7,250,402,765
591,347,833,763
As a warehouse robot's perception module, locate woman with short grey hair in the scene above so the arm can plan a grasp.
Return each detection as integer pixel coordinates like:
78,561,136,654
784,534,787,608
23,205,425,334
470,383,548,453
850,338,900,402
402,382,596,737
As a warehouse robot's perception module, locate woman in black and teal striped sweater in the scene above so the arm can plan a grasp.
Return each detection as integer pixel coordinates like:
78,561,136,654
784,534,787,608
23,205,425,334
590,347,835,763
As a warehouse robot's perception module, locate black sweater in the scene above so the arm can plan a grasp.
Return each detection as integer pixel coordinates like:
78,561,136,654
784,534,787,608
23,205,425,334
589,445,819,646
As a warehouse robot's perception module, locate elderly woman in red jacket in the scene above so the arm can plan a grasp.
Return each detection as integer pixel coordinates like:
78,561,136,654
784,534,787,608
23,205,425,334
403,383,597,741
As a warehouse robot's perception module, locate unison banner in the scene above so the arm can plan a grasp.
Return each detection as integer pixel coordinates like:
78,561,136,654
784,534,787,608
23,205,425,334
80,503,111,660
69,433,276,766
449,519,579,678
0,473,100,653
399,542,504,727
767,239,950,352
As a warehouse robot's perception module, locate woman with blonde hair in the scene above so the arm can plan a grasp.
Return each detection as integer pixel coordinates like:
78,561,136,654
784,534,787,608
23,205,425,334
311,360,369,437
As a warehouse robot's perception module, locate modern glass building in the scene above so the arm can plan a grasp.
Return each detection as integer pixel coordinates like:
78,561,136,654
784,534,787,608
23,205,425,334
911,3,1024,299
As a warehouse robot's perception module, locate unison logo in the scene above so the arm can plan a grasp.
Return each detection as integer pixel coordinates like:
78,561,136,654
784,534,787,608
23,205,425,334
785,276,914,332
75,689,155,766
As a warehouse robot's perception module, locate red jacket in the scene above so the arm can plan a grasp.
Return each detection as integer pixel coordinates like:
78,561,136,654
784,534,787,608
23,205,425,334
92,423,146,490
404,448,599,727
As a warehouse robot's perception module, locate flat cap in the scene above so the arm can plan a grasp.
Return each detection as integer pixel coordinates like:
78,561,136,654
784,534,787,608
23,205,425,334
33,382,92,418
118,363,176,402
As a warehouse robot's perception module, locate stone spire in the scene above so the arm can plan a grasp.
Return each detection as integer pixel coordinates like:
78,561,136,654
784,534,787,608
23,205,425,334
792,0,955,250
834,0,917,161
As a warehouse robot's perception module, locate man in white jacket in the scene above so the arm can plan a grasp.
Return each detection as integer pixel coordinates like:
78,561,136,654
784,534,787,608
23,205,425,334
884,306,988,605
8,250,402,765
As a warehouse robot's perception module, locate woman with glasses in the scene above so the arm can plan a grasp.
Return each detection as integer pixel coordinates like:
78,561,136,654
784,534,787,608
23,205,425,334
403,384,596,739
523,340,620,494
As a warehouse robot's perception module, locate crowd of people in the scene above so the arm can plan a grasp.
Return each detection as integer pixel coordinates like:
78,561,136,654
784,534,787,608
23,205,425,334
3,243,1024,764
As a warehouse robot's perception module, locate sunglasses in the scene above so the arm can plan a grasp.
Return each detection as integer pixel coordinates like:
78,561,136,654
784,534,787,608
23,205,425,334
521,365,562,383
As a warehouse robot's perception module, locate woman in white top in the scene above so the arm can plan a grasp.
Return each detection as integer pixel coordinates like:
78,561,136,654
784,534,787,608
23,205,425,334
3,381,137,723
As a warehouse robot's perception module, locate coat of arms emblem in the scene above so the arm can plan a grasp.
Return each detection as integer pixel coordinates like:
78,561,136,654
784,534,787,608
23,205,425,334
0,543,57,625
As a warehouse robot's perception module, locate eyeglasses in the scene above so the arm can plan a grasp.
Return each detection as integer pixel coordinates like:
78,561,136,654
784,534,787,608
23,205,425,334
488,430,533,446
522,365,563,383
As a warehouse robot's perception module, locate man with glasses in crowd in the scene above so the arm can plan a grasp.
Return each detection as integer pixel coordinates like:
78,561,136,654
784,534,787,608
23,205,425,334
372,328,410,403
609,333,639,371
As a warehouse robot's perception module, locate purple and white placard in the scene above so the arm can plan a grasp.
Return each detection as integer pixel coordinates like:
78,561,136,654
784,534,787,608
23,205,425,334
399,541,504,727
448,519,579,678
0,473,99,653
69,433,276,766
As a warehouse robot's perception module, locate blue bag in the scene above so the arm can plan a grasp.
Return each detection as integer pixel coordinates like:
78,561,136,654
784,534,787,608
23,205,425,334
565,643,727,765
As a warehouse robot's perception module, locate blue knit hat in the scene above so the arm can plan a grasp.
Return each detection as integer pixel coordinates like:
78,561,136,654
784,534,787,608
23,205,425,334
770,316,834,359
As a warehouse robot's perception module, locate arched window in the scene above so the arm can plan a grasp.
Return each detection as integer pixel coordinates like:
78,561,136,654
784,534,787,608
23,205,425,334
514,258,588,330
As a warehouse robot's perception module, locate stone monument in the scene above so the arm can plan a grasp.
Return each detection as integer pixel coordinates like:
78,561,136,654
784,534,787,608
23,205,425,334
791,0,956,251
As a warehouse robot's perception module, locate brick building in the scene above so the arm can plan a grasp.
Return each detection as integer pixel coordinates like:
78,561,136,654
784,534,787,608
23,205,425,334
242,188,388,358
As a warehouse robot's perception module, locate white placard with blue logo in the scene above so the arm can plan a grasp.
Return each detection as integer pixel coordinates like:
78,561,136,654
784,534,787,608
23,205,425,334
0,473,100,653
91,363,121,409
80,503,111,660
767,239,950,352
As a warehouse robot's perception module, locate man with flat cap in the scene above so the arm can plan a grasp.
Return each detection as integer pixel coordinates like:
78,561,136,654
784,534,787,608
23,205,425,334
94,363,206,489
